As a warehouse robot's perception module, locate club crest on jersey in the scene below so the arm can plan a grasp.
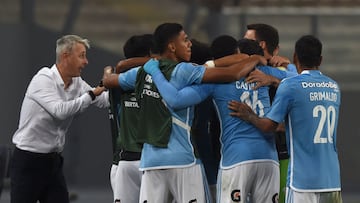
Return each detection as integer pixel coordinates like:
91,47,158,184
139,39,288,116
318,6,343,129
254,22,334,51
272,193,279,203
231,189,241,202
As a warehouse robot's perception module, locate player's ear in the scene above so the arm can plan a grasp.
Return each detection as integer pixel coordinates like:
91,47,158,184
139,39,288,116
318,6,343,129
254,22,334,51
168,42,176,53
259,41,266,50
273,45,279,56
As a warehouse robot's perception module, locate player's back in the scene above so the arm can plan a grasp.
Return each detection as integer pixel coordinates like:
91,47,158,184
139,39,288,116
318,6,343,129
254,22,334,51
211,66,280,169
283,70,341,191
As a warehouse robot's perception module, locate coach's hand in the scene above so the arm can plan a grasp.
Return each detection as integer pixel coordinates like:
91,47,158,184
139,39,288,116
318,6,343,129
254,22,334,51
93,85,107,96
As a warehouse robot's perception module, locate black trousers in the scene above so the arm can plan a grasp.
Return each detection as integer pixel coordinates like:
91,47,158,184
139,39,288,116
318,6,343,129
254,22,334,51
10,147,69,203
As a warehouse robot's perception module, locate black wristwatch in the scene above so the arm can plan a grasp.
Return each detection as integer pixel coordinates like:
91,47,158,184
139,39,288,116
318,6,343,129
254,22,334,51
99,80,104,87
88,90,96,101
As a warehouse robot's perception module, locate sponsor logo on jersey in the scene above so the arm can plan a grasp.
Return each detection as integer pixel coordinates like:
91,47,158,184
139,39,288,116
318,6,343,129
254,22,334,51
301,81,338,91
129,95,137,102
141,89,160,99
144,84,151,89
189,199,197,203
124,101,139,108
145,74,153,83
231,189,241,202
141,75,160,99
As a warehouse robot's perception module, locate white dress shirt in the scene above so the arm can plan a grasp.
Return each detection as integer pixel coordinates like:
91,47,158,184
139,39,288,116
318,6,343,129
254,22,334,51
13,64,109,153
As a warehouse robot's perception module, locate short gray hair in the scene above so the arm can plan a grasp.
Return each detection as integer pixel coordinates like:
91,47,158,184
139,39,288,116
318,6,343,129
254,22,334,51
55,35,90,63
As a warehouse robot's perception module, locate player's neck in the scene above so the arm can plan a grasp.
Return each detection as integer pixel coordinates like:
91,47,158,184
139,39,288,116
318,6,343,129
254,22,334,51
301,67,319,71
160,52,179,63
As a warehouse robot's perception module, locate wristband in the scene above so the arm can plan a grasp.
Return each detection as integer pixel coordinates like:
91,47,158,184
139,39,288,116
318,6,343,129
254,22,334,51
88,90,96,101
205,60,215,68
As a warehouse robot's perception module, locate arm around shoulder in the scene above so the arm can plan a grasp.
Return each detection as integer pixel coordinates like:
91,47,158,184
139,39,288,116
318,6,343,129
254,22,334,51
115,57,151,73
202,55,266,83
212,53,249,67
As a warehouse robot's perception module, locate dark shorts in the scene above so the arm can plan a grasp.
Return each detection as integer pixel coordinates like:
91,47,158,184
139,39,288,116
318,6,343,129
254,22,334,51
10,147,69,203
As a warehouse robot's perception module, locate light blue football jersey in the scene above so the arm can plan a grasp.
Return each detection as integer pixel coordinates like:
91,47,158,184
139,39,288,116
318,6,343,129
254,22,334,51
119,63,206,170
202,66,290,168
266,70,341,192
151,65,294,169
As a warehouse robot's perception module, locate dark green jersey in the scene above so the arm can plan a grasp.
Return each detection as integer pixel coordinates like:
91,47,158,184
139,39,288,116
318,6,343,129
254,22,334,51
117,91,142,153
109,87,143,163
134,59,177,148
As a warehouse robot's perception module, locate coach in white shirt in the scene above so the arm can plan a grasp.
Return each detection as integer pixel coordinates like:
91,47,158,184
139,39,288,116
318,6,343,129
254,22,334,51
10,35,109,203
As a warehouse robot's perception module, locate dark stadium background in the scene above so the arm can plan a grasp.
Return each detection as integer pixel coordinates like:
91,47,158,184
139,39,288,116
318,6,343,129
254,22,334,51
0,0,359,202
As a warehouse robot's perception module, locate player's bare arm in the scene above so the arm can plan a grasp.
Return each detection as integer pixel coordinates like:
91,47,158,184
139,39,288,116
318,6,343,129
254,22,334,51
115,57,151,73
202,55,267,83
102,66,121,88
245,69,281,89
228,100,278,133
269,55,291,67
207,53,249,67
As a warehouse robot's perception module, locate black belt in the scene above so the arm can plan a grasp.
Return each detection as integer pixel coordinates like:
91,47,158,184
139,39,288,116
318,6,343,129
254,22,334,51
119,150,141,161
15,147,61,158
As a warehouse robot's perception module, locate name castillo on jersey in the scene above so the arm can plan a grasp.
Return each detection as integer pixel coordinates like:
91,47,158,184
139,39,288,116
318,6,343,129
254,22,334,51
235,80,256,90
302,81,339,102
